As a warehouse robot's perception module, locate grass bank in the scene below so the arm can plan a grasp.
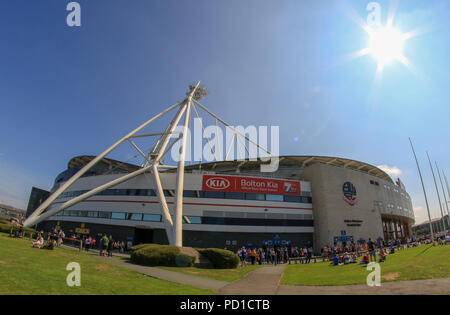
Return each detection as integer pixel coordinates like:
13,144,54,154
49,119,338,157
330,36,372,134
0,233,215,295
281,245,450,286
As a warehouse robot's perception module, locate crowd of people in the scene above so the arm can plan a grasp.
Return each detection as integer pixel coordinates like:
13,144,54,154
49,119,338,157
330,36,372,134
234,232,450,267
78,234,126,256
31,230,62,250
29,226,128,256
236,245,315,266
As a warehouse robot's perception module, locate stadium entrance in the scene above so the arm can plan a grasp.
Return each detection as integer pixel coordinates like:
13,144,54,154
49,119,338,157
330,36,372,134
134,227,153,245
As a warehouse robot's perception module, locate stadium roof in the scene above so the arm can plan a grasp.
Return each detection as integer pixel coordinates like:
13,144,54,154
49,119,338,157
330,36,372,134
68,155,140,173
68,155,394,183
183,155,394,183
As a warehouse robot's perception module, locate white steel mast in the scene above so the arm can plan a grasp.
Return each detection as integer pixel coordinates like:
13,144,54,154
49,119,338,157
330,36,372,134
24,83,274,247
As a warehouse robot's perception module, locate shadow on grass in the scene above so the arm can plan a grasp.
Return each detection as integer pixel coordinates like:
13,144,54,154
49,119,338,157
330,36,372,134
117,256,217,269
415,245,433,257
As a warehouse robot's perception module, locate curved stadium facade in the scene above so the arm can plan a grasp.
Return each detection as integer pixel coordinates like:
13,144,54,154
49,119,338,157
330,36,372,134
30,155,415,253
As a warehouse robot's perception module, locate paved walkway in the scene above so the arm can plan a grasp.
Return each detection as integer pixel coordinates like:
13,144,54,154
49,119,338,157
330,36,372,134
219,264,286,295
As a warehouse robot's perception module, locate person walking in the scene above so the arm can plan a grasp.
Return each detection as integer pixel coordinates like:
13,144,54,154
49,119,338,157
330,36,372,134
367,238,376,262
307,245,313,263
101,234,109,256
107,235,114,257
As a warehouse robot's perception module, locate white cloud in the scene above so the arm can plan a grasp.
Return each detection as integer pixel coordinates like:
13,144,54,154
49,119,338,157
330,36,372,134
377,165,402,177
412,206,430,225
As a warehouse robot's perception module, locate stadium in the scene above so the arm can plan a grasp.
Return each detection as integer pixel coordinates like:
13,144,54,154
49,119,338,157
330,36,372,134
27,154,415,253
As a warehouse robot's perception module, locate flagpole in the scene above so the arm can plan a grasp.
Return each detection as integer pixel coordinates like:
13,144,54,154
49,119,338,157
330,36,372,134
444,171,450,201
436,162,449,230
426,152,445,233
409,138,434,241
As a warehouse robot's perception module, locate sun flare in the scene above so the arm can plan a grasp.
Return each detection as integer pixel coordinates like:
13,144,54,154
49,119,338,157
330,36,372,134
368,27,405,66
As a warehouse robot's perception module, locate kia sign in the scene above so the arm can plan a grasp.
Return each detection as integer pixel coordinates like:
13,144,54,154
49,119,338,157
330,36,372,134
204,177,231,190
202,175,301,196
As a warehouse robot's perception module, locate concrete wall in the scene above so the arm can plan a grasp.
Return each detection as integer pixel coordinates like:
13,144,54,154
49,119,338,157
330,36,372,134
302,163,414,253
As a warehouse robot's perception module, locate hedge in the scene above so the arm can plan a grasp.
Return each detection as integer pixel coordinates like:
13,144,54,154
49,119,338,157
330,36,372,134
130,244,194,267
0,222,35,234
175,253,196,267
197,248,240,269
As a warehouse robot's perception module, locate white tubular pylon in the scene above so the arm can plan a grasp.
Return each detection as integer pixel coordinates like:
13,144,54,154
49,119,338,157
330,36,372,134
23,100,182,228
174,95,193,246
24,82,275,248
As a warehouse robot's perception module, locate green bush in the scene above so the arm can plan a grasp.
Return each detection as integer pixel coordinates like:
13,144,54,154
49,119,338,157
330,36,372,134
0,222,34,234
131,243,153,252
197,248,240,269
0,223,11,233
130,244,195,267
175,253,195,267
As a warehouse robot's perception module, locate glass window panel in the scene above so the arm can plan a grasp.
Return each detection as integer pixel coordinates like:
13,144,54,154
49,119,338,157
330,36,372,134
127,213,143,221
87,211,98,218
204,191,225,199
127,189,137,196
138,189,152,196
266,194,284,202
284,195,301,203
143,214,161,222
183,216,201,224
224,192,245,200
245,193,265,201
164,190,174,197
183,190,197,198
98,211,111,219
111,212,126,220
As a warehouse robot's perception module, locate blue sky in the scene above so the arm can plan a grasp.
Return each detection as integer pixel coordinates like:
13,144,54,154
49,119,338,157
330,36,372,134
0,0,449,224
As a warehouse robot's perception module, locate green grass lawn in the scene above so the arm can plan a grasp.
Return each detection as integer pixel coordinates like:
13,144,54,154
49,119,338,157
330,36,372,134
0,234,215,295
157,265,262,282
282,245,450,286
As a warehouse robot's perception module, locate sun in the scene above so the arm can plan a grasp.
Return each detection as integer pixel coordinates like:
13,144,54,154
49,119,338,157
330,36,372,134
341,1,428,81
368,27,405,66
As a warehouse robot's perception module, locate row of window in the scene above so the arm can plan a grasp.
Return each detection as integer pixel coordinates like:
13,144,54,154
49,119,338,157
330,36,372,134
374,201,409,210
374,201,413,215
55,210,314,227
58,210,162,222
56,189,313,204
383,185,409,199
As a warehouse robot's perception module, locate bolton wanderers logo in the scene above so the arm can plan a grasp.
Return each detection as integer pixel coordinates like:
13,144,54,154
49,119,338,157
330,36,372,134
342,181,358,206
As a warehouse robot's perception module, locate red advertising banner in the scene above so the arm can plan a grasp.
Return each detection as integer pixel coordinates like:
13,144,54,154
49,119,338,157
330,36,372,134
202,175,301,196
